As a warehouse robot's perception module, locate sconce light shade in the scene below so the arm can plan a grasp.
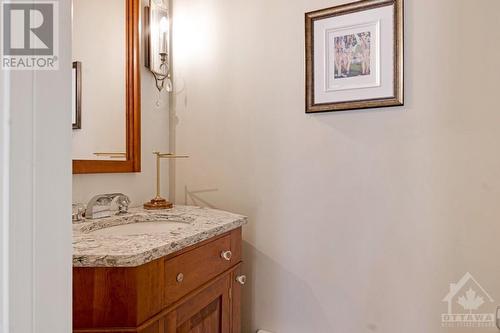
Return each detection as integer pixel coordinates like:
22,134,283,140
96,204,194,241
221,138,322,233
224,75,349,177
145,0,172,92
159,16,169,32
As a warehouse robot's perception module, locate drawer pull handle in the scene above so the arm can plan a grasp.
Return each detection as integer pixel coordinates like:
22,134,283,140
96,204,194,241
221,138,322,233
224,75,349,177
236,275,247,285
176,273,184,283
220,250,232,261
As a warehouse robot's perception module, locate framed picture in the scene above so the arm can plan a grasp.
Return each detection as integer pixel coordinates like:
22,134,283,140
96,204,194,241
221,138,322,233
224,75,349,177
72,61,82,129
305,0,403,113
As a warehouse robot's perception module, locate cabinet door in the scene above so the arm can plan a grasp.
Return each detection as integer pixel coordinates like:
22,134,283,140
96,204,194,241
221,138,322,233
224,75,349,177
166,273,231,333
230,266,244,333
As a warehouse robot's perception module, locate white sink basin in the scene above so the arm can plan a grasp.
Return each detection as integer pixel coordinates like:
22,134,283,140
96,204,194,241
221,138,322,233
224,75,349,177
90,221,189,236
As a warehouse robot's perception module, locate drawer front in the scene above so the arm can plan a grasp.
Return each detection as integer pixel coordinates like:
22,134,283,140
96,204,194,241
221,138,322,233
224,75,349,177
164,233,238,305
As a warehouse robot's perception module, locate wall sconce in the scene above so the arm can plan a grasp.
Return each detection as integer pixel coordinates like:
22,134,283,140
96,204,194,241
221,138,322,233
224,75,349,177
145,0,172,93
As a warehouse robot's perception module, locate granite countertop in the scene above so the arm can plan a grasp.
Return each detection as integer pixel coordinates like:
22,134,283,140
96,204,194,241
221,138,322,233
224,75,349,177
73,205,247,268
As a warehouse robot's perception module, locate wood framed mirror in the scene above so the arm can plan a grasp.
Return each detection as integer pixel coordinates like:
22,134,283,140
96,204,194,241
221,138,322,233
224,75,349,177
72,0,141,174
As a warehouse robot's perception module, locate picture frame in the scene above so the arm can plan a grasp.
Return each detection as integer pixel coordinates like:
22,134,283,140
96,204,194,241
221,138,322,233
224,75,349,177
305,0,404,113
72,61,82,129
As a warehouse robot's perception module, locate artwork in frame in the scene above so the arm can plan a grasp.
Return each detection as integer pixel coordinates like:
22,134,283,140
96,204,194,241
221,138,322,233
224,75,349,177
305,0,403,113
72,61,82,129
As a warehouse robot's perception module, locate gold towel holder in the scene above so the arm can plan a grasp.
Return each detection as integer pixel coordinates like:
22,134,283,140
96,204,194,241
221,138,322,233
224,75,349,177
144,152,189,210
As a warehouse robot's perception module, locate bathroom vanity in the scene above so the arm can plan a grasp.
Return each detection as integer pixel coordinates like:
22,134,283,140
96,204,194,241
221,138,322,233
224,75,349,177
73,206,247,333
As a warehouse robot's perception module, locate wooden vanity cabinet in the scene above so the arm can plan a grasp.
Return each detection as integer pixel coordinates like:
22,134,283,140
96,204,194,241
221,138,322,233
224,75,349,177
73,228,244,333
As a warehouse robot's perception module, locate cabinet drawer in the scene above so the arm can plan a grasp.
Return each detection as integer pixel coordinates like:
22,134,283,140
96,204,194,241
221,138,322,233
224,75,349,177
164,233,239,305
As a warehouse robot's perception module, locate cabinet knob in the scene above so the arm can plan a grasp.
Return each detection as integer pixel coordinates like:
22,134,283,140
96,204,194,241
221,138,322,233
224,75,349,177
176,273,184,283
235,275,247,285
220,250,232,261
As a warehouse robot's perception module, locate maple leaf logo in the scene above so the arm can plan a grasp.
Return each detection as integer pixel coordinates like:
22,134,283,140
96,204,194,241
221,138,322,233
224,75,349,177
457,288,485,313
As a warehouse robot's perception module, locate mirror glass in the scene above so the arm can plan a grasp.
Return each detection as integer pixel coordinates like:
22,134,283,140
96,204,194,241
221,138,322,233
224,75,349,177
72,0,126,161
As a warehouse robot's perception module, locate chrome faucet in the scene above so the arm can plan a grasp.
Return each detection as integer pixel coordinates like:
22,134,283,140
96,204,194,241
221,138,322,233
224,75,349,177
85,193,131,219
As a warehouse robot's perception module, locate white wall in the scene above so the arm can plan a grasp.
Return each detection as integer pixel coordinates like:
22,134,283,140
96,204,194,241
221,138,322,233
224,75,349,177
172,0,500,332
1,0,73,331
72,0,171,207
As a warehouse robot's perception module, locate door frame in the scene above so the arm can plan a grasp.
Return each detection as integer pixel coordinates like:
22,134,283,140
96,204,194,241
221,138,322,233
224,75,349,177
0,0,73,330
0,57,10,333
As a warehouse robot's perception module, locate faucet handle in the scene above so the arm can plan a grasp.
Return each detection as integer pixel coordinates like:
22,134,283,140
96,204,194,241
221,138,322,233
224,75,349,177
114,194,131,215
72,203,86,223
